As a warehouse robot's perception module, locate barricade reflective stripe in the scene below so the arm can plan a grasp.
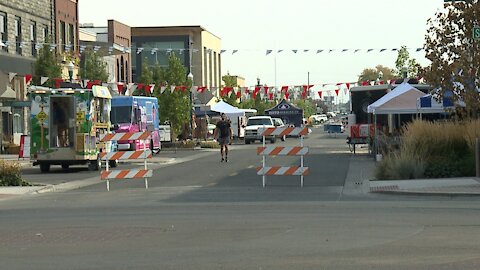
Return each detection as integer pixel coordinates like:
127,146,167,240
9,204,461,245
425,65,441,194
101,169,153,180
100,131,151,142
100,150,152,160
261,127,308,136
256,166,309,176
257,146,309,156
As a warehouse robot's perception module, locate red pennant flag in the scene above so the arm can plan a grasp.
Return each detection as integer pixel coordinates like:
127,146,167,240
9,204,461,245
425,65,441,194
253,90,258,99
245,88,250,94
346,83,351,89
268,93,273,100
336,83,342,86
317,91,322,98
254,86,261,94
137,83,144,90
335,89,339,96
55,78,63,88
301,91,307,99
145,85,152,94
86,81,94,89
302,85,314,92
263,86,269,95
281,86,289,92
236,91,241,98
197,86,207,93
117,84,124,94
285,92,290,99
389,79,395,85
25,74,32,85
379,81,385,85
361,81,368,86
177,85,187,92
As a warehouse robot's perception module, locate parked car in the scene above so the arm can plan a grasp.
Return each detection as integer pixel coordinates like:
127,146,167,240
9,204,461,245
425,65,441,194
272,118,286,141
244,116,276,144
309,114,328,124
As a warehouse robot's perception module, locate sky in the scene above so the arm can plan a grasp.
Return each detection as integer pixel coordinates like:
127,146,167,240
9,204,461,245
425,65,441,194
79,0,442,94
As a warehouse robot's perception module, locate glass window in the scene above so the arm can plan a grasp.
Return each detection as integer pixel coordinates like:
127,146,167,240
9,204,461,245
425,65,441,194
0,12,6,52
30,22,36,57
110,106,132,124
0,12,5,34
146,102,153,123
14,16,21,55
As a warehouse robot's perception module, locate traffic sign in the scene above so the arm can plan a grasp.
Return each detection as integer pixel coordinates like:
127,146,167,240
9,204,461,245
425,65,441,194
76,111,85,121
474,26,480,40
36,111,47,122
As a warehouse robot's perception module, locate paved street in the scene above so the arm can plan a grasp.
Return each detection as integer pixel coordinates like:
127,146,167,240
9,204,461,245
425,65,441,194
2,127,480,269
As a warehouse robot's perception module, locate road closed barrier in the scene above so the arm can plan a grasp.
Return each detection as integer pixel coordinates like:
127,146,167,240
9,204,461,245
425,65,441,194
99,131,152,191
257,127,309,187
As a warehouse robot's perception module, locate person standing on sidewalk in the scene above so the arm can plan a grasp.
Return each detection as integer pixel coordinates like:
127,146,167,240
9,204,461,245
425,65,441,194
214,113,232,162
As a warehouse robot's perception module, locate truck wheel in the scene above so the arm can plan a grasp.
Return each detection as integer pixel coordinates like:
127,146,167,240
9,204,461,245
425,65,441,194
40,163,50,173
281,135,286,141
61,164,69,170
270,138,276,144
108,160,118,168
88,157,101,171
245,140,251,144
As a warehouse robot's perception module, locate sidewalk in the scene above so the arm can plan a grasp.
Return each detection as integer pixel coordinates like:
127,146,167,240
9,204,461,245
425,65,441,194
0,154,176,198
344,151,480,196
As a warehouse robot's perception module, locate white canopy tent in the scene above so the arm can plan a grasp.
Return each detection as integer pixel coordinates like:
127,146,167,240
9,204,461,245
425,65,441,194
367,83,427,115
210,100,245,118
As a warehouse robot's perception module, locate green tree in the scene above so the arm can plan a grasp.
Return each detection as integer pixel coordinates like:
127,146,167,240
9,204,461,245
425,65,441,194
152,53,190,137
358,65,395,83
134,57,154,96
394,46,422,78
222,74,238,105
424,0,480,118
293,99,316,118
79,50,108,82
33,38,62,87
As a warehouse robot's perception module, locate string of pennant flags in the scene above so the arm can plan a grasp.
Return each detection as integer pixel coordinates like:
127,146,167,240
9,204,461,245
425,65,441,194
11,71,399,100
0,40,425,55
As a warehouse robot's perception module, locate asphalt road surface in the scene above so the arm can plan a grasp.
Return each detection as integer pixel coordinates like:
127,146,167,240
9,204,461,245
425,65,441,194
3,127,480,269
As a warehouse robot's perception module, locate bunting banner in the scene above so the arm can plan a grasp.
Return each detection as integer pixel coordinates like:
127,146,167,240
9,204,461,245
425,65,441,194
285,92,290,99
117,83,124,94
318,91,322,98
55,78,63,88
160,86,167,94
25,74,32,85
40,76,49,85
8,72,16,82
335,89,339,96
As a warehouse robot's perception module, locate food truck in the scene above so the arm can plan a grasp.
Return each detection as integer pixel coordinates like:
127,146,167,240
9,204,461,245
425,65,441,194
110,96,161,153
29,85,115,172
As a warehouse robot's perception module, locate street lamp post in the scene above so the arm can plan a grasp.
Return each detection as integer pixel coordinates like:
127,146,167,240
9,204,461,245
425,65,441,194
67,61,74,82
187,72,194,139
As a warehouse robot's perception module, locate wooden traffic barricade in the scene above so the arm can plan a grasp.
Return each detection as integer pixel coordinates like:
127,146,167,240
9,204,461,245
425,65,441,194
99,131,152,191
257,127,310,187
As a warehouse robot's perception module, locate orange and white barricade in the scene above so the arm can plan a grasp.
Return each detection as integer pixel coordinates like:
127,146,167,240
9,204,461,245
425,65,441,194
257,127,310,187
99,131,152,191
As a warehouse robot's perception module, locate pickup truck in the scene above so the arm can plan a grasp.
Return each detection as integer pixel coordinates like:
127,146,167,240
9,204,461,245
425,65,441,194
244,116,276,144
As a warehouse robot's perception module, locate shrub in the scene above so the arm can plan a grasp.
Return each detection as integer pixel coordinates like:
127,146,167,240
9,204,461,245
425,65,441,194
374,149,425,180
199,141,220,149
0,160,29,186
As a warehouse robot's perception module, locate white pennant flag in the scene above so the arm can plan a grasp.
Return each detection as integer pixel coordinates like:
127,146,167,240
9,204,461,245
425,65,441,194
170,85,176,93
210,87,218,95
190,86,198,93
82,79,90,88
160,86,167,94
8,72,17,82
40,76,49,85
126,83,135,96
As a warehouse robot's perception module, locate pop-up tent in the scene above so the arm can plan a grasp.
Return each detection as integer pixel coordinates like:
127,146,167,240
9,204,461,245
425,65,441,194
367,83,427,115
210,100,245,118
265,99,303,127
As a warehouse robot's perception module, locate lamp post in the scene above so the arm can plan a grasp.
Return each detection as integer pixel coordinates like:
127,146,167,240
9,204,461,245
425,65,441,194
402,66,408,79
187,72,194,139
67,61,74,82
